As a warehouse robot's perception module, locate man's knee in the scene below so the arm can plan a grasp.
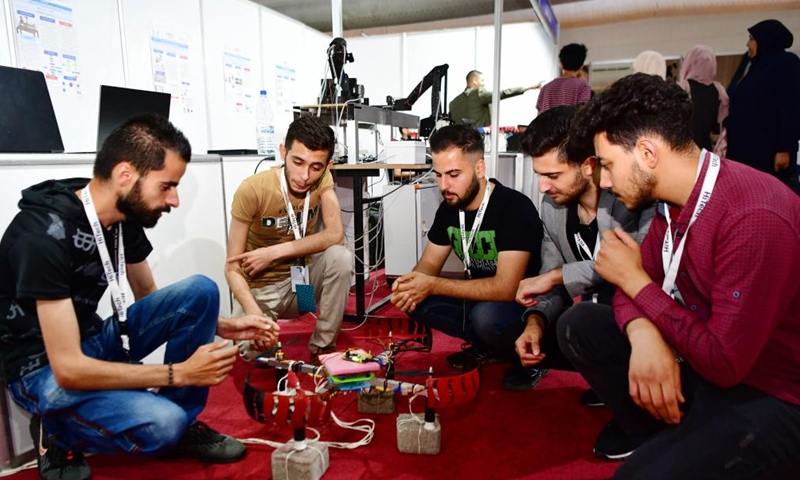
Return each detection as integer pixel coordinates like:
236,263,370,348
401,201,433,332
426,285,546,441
556,303,613,362
182,275,219,301
321,245,353,276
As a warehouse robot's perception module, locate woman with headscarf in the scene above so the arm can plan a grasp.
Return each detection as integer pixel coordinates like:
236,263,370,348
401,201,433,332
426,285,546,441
725,19,800,183
678,45,730,152
632,50,667,80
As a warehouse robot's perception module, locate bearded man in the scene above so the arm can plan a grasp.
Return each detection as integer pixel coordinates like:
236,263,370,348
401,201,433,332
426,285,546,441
390,124,542,383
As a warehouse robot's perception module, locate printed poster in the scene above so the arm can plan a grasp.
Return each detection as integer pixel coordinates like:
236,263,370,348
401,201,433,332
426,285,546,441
150,30,194,114
13,0,82,96
274,63,296,116
223,49,254,115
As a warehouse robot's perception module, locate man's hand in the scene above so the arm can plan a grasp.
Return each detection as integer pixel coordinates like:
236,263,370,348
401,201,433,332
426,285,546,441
515,269,562,306
774,152,790,172
627,319,685,425
390,272,435,313
595,228,651,297
227,246,280,277
527,81,544,90
217,314,280,350
174,340,238,387
515,315,547,367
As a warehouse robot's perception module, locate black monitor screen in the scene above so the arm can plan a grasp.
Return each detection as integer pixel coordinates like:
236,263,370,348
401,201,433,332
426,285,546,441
0,65,64,153
97,85,171,151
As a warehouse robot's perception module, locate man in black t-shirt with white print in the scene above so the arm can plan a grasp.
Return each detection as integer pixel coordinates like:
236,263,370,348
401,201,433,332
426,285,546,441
391,125,543,379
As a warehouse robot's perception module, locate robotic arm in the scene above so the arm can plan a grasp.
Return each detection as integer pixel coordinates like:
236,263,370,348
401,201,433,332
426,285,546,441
388,64,449,137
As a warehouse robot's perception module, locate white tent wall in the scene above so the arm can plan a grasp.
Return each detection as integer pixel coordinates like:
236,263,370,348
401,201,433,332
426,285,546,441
201,0,263,151
560,9,800,63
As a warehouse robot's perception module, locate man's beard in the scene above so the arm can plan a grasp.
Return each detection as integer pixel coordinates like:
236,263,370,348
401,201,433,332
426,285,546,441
442,173,481,210
623,161,657,210
116,180,169,228
554,170,590,206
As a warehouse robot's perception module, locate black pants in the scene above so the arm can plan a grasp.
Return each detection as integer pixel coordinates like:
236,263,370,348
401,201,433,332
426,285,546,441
557,302,800,480
497,307,576,372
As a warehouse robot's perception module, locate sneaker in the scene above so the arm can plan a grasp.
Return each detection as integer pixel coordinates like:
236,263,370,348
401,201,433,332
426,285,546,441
593,420,640,461
446,343,504,369
174,421,247,463
502,367,550,391
30,416,91,480
580,388,605,407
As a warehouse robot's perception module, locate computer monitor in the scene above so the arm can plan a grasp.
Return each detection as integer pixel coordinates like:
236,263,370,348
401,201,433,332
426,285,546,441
97,85,171,151
0,65,64,153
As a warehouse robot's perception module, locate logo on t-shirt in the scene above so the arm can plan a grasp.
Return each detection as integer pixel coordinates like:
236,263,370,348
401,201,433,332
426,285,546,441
446,227,498,273
261,205,321,232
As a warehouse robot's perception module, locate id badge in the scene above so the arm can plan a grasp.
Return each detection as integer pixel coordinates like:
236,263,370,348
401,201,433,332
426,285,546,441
290,265,310,293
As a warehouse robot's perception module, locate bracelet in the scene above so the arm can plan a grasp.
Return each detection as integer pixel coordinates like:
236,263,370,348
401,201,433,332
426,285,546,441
168,362,174,387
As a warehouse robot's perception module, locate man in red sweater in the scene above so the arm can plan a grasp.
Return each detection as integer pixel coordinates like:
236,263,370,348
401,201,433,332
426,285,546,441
561,73,800,478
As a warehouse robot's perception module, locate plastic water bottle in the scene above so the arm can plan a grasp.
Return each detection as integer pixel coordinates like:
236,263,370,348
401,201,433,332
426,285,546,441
255,90,276,159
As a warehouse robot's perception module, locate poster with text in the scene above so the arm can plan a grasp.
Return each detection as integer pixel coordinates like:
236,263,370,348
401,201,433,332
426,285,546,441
274,63,296,116
222,49,254,116
150,30,194,114
13,0,81,96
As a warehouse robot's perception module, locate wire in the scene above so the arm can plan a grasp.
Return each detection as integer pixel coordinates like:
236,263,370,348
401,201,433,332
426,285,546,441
253,157,277,175
339,183,405,213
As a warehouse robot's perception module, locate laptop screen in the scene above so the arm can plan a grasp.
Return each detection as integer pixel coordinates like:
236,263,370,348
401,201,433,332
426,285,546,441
0,66,64,153
97,85,171,151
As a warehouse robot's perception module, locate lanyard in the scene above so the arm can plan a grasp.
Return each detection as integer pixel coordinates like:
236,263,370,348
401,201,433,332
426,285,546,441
458,182,492,278
661,150,720,297
81,187,130,354
574,232,600,261
279,168,310,240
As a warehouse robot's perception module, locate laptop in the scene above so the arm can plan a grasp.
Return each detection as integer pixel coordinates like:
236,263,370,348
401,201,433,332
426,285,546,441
0,65,64,153
96,85,171,151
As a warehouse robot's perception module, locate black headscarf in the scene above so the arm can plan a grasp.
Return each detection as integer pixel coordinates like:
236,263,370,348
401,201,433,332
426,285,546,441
748,19,794,60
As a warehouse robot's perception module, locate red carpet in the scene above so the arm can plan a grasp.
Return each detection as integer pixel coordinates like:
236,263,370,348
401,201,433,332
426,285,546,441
8,274,620,479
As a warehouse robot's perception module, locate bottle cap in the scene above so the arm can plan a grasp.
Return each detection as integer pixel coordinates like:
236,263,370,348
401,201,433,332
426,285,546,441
260,90,266,95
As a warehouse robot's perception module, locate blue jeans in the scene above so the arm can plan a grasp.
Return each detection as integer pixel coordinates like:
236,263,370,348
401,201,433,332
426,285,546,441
409,295,525,352
7,275,219,455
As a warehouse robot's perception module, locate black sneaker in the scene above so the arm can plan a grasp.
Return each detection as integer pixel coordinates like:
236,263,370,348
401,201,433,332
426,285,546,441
593,420,640,461
580,388,605,407
502,367,550,391
446,343,504,369
30,416,91,480
174,421,246,463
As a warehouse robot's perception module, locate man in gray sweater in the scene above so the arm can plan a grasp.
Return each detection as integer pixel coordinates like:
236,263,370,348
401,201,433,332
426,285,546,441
500,105,654,391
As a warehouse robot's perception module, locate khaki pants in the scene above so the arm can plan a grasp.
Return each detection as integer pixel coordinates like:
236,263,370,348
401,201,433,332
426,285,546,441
233,244,353,357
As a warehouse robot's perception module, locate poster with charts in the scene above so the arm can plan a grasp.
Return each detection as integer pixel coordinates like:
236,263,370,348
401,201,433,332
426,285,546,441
150,30,194,114
274,63,296,117
222,49,254,115
13,0,81,96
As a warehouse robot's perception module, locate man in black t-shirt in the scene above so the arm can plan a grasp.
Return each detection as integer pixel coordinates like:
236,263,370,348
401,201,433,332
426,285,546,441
503,106,654,394
0,115,275,480
391,125,543,378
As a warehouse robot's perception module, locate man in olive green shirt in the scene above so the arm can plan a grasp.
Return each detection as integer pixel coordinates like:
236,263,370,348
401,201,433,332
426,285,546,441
449,70,541,127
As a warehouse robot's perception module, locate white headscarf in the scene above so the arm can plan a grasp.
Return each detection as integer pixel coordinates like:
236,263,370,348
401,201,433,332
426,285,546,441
633,51,667,80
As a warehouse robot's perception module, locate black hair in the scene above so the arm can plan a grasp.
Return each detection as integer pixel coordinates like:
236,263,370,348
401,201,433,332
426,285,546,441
573,73,695,154
429,124,484,157
285,115,336,162
559,44,588,71
521,105,594,167
94,114,191,180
